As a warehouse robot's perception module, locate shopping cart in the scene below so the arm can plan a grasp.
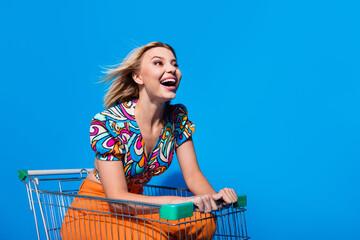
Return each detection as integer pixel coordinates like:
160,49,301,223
18,168,249,240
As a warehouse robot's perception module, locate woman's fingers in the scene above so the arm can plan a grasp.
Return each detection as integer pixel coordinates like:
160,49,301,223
201,195,217,212
230,189,238,202
188,188,238,213
225,188,237,202
218,188,238,204
207,195,218,211
192,195,218,213
212,192,222,201
193,197,204,212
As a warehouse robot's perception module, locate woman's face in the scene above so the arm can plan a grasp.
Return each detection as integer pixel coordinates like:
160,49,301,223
133,47,182,103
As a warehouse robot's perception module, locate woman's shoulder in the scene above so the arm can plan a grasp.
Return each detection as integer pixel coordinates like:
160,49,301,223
167,103,195,144
166,103,191,124
93,100,136,122
168,103,189,114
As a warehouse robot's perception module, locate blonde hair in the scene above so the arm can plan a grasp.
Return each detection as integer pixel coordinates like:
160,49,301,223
103,42,177,108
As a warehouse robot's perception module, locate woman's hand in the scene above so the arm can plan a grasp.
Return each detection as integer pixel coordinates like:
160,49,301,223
173,195,218,213
174,188,237,213
212,188,238,207
192,195,219,213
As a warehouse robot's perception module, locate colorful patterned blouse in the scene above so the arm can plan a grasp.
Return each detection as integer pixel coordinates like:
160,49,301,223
89,100,195,193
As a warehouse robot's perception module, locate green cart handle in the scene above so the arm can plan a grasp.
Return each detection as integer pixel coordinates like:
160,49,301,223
160,195,247,220
18,169,28,181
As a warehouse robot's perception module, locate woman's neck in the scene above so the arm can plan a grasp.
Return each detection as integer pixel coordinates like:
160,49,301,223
135,96,165,127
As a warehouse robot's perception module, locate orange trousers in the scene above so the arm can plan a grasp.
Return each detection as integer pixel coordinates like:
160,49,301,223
60,180,216,240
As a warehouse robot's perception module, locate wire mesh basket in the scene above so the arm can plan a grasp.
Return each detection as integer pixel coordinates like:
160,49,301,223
18,168,249,240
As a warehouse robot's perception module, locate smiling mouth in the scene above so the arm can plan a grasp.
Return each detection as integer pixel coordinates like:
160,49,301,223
160,78,177,87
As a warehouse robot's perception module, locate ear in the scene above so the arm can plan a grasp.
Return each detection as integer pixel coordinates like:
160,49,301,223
132,72,144,85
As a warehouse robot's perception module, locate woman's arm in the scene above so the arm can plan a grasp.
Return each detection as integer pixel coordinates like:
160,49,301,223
175,137,217,195
176,137,238,205
97,157,221,213
96,158,182,205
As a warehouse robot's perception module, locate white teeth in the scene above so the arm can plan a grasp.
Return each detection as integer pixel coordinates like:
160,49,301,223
160,79,176,86
161,79,176,83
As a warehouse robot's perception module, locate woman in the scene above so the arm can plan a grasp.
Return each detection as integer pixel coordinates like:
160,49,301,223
61,42,238,240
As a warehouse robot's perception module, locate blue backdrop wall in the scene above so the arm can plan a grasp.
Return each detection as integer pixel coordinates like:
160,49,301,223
1,0,359,239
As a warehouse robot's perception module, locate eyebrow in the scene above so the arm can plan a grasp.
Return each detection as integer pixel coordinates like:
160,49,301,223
151,56,177,61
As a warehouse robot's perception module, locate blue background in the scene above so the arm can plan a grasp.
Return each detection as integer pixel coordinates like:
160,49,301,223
1,0,359,239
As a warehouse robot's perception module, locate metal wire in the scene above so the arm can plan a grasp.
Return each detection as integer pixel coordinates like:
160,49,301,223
21,172,249,240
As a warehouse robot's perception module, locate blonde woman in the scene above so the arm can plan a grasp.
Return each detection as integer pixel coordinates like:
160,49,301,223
61,42,238,239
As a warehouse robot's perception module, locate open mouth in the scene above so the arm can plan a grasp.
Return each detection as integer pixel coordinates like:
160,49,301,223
160,78,177,87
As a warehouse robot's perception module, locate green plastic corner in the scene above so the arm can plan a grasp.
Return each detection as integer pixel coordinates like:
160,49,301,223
18,169,28,181
234,195,247,207
160,202,194,220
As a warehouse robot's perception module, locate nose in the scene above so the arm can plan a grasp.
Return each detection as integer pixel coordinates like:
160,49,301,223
166,63,177,74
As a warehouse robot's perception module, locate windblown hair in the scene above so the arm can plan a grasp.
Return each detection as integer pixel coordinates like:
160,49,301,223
103,42,177,108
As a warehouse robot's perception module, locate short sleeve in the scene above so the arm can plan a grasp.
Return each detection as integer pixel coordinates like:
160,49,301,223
173,104,196,147
89,112,125,161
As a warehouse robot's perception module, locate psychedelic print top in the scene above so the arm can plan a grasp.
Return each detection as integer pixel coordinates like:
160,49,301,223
89,100,195,193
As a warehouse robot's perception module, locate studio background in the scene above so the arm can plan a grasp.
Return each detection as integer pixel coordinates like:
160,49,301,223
1,0,359,239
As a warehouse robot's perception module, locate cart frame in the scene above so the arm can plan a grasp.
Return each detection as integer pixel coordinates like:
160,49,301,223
18,169,249,240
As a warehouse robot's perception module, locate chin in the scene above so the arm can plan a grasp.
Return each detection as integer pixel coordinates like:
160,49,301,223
167,92,177,100
159,94,176,103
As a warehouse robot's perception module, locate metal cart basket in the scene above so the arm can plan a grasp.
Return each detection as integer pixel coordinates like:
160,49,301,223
18,168,249,240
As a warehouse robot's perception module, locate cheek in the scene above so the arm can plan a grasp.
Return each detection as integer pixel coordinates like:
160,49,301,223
177,71,182,81
176,74,182,87
149,70,164,82
141,65,161,79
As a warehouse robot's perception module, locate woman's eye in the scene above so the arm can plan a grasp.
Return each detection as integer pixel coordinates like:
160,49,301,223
154,61,163,66
171,60,178,67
